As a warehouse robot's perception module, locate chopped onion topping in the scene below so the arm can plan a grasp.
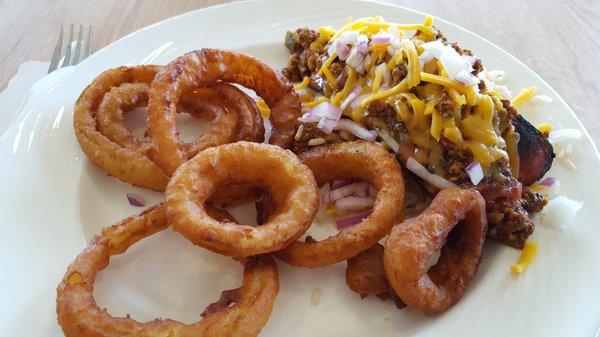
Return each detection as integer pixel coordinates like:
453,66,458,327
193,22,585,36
317,117,338,134
374,129,400,153
334,196,375,214
263,118,272,143
422,40,480,86
538,176,560,187
548,129,582,146
332,179,352,189
465,161,484,185
126,193,145,207
335,210,373,229
334,119,377,141
406,157,457,189
328,181,370,202
531,95,553,104
340,85,362,111
540,195,583,231
371,33,394,45
321,183,332,205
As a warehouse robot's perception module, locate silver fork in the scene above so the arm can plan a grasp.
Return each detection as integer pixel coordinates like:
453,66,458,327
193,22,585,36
48,24,93,73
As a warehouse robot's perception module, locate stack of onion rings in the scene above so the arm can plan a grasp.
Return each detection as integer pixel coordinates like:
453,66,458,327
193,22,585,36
74,65,264,191
56,203,279,337
384,188,487,315
166,141,319,257
147,48,302,175
275,141,405,267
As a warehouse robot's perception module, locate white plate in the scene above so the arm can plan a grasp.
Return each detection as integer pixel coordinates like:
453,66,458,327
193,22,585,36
1,0,599,336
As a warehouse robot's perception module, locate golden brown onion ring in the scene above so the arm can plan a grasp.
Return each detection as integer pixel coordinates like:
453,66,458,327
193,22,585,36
275,141,405,267
384,188,487,315
147,48,302,175
74,66,169,190
96,82,243,158
166,142,319,257
56,203,279,337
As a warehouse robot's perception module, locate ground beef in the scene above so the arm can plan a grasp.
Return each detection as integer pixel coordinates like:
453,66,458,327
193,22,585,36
439,137,472,185
362,100,407,141
292,123,343,154
486,197,534,248
435,90,455,118
282,28,323,82
521,186,546,213
500,99,519,120
477,176,534,248
296,28,319,50
391,64,408,84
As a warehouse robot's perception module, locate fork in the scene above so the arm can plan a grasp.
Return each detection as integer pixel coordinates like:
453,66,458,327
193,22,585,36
48,24,93,73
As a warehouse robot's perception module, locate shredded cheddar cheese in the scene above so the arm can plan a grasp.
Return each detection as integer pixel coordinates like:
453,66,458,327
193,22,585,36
305,96,330,108
256,99,271,118
511,87,537,107
294,76,311,91
537,123,553,133
424,15,434,27
402,39,421,88
510,242,538,274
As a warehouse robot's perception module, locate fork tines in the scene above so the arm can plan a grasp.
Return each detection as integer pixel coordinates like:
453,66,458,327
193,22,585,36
48,24,93,73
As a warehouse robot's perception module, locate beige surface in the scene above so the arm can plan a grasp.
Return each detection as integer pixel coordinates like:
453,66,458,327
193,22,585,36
1,0,598,142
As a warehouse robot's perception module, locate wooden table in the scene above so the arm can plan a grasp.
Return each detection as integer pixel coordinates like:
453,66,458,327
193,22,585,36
1,0,598,142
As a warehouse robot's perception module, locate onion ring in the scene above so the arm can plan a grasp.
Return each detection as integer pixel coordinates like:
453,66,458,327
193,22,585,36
166,142,319,257
275,141,405,267
147,48,302,175
74,65,264,191
74,66,168,190
96,82,251,158
384,188,487,315
56,203,279,337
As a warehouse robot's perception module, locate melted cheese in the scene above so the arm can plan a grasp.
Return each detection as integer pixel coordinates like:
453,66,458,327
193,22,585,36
402,39,421,88
537,123,553,133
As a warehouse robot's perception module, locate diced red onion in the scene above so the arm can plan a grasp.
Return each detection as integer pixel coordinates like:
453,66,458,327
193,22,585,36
335,40,352,61
321,183,332,205
548,129,582,146
371,33,393,45
465,161,484,186
421,40,445,58
462,54,477,66
340,85,362,111
374,129,400,153
317,117,337,134
299,110,321,123
328,181,371,202
314,102,342,120
454,69,480,87
334,196,375,214
406,157,457,190
356,34,369,54
338,31,359,45
419,50,435,65
332,179,352,189
351,94,370,110
263,117,273,143
334,119,377,141
335,210,373,229
539,176,560,187
126,193,145,207
540,195,583,231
